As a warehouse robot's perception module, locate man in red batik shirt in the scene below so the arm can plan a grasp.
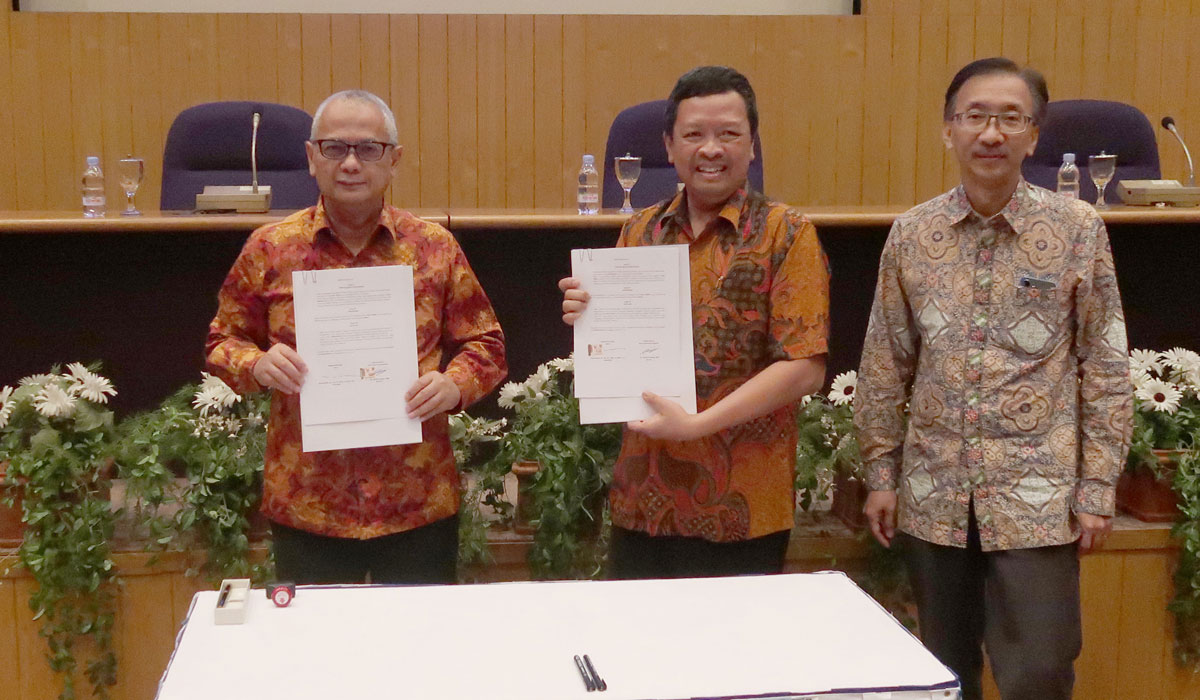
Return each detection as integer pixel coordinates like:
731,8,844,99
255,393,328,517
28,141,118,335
207,90,506,585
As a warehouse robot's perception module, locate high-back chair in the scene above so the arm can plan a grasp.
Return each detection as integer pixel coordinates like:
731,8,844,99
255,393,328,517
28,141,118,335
161,101,319,211
1022,99,1161,202
602,99,765,210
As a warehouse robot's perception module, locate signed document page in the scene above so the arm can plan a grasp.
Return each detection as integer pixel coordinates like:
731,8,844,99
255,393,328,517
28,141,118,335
571,245,696,424
293,265,421,451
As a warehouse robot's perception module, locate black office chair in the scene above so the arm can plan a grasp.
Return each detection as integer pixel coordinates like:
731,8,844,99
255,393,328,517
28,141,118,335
601,99,765,209
1022,99,1161,202
161,101,319,211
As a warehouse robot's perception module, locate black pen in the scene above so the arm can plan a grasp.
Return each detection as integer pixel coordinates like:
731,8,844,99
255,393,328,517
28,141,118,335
583,654,607,691
574,655,596,692
217,583,231,608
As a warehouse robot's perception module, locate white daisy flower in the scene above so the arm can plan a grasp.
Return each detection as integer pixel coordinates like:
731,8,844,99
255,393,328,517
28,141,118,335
18,373,56,388
497,382,523,409
526,365,553,394
548,356,574,373
0,385,14,430
1130,368,1153,391
34,382,77,418
1136,379,1183,414
1161,347,1200,375
192,373,241,415
828,371,858,406
1129,349,1162,376
65,363,117,404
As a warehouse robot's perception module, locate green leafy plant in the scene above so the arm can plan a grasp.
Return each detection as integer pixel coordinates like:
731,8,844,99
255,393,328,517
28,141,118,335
118,374,271,582
793,378,860,512
487,358,621,579
1128,348,1200,667
448,411,507,575
0,364,119,700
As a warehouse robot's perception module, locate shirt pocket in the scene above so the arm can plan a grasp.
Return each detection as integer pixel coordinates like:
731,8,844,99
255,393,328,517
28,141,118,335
996,276,1071,359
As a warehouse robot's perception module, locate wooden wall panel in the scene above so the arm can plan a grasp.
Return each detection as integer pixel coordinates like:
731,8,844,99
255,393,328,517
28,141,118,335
387,15,420,207
416,14,447,208
532,15,564,209
2,4,1200,212
447,14,479,207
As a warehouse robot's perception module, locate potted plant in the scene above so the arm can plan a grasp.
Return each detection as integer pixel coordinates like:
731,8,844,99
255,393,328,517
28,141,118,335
794,371,862,526
118,373,270,582
1121,348,1200,522
447,411,507,573
487,357,621,579
0,364,119,700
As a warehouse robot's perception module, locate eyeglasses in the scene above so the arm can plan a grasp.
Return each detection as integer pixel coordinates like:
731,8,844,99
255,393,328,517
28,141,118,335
951,110,1034,134
313,139,394,162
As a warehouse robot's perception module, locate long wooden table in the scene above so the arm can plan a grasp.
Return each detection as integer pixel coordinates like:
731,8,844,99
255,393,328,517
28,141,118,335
1,206,1197,416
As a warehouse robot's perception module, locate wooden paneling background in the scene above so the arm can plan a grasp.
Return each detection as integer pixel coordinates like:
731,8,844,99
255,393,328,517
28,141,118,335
0,0,1198,212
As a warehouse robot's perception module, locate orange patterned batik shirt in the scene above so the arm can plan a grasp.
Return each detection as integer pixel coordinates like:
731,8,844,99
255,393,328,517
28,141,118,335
206,200,506,539
610,188,830,542
854,181,1132,551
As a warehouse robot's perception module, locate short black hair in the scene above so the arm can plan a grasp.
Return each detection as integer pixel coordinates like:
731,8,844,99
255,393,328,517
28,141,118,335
664,65,759,136
943,57,1049,124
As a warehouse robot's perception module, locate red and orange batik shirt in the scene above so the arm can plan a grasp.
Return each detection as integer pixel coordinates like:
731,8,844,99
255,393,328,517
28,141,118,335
207,200,506,539
610,188,830,542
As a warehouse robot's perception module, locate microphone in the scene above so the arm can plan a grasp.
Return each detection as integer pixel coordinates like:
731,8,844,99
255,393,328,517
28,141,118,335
195,108,273,212
1162,116,1196,186
251,112,261,194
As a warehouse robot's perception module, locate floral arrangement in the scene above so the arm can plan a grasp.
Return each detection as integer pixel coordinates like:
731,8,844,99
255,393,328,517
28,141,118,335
0,364,119,700
117,373,269,581
1128,347,1200,473
1128,348,1200,667
794,370,860,510
486,356,621,579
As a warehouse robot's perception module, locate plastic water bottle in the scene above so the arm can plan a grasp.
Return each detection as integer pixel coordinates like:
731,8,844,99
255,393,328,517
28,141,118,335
1056,153,1079,199
81,156,106,217
577,155,599,215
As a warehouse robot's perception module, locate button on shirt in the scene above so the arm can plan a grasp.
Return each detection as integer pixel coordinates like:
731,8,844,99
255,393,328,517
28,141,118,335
854,182,1132,551
206,200,507,539
610,189,830,542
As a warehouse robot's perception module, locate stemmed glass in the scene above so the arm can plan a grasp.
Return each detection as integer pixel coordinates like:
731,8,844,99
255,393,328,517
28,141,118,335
118,155,145,216
1089,152,1117,209
614,153,642,214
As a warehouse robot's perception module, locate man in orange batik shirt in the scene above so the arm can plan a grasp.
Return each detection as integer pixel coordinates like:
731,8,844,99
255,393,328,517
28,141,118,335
207,90,506,585
561,66,830,579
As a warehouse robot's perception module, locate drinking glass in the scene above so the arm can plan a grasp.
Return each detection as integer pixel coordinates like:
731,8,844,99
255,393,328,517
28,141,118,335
1089,152,1117,208
118,156,145,216
614,154,642,214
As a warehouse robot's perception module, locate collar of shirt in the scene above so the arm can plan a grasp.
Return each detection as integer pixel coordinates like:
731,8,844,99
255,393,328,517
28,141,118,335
660,187,750,243
947,178,1033,231
307,196,400,253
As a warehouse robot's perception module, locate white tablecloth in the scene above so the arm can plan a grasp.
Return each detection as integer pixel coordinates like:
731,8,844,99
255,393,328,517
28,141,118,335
156,571,958,700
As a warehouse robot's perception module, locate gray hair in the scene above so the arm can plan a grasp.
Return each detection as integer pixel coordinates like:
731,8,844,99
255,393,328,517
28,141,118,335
310,90,399,144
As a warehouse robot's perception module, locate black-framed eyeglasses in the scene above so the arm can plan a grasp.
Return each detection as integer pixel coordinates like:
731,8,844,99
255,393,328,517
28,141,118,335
952,110,1034,134
313,139,395,162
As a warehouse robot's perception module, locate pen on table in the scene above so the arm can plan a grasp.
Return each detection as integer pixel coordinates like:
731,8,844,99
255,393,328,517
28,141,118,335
583,654,607,691
574,654,596,692
217,583,231,608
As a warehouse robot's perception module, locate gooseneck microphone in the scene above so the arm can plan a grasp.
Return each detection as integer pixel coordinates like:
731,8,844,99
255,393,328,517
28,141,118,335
1161,116,1196,186
251,111,262,194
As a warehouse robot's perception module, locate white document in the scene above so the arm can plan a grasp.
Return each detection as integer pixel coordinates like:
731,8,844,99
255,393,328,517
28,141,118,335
292,266,422,452
572,245,696,424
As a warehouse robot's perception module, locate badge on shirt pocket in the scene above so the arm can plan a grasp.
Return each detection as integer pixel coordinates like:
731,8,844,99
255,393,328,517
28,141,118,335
1015,276,1058,304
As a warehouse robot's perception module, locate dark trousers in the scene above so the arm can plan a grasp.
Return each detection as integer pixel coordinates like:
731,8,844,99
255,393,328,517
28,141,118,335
898,507,1081,700
271,515,459,585
608,526,791,580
